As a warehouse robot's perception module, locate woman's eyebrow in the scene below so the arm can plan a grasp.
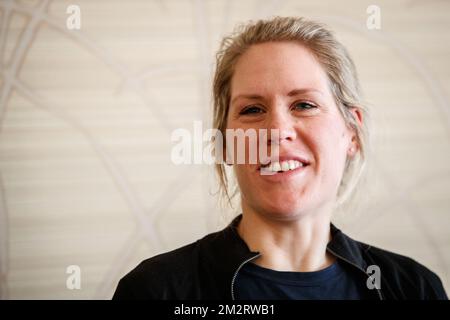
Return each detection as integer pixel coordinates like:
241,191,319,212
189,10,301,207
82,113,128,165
231,88,324,104
231,93,264,105
286,88,324,97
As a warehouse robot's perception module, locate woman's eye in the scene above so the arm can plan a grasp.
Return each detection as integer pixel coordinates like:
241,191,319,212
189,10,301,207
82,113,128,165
293,102,317,110
240,106,263,115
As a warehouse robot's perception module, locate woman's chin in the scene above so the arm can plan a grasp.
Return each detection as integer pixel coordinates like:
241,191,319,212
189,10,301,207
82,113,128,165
258,200,309,221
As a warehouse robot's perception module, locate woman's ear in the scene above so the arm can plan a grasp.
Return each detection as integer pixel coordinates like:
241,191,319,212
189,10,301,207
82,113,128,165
347,107,363,157
350,107,363,127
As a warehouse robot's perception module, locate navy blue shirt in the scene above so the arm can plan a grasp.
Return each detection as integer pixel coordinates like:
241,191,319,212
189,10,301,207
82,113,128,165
234,260,372,300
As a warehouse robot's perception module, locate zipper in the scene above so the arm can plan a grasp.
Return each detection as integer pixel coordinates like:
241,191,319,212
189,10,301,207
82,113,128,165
327,247,383,300
231,253,261,300
231,249,383,300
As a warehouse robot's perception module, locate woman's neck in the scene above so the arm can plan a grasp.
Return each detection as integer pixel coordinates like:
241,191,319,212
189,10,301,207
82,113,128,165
237,202,336,272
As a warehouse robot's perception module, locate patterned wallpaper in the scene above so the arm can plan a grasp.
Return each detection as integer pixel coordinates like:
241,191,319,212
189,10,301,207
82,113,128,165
0,0,449,299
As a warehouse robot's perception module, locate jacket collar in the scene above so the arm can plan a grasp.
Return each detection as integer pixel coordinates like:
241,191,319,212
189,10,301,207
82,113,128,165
223,213,369,272
327,223,369,271
205,214,373,299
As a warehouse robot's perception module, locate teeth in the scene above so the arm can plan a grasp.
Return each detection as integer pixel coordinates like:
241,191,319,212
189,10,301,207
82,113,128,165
272,162,281,172
281,161,290,172
288,160,295,170
261,160,305,173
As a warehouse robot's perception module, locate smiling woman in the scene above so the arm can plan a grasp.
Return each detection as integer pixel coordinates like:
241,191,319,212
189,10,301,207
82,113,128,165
225,41,362,222
112,16,448,300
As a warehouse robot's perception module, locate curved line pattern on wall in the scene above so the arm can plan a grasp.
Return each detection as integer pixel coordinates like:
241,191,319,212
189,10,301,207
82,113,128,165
0,0,448,298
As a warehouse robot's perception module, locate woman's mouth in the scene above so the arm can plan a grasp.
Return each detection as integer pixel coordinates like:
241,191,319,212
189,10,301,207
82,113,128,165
258,157,311,178
260,160,305,174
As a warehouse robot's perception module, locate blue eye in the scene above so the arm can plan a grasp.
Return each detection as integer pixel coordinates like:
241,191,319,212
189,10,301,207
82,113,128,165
293,102,317,110
240,106,263,115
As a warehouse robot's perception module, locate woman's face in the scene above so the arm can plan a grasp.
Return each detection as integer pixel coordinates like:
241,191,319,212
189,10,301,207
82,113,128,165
227,41,361,220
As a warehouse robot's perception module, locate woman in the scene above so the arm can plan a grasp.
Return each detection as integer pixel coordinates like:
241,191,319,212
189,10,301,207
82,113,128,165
113,17,447,300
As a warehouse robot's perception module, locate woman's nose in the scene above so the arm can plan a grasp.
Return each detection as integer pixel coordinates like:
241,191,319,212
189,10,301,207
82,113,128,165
265,108,297,144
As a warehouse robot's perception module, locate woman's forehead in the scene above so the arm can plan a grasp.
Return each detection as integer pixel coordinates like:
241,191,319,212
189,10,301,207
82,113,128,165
231,42,330,97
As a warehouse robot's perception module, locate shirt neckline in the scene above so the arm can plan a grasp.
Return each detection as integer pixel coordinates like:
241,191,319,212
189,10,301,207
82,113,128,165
239,260,345,286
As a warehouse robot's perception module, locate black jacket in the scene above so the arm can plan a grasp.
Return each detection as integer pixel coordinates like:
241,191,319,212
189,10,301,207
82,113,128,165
113,215,448,300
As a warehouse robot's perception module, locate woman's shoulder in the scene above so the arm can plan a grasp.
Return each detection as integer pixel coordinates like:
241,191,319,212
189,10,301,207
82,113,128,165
364,242,437,276
112,229,226,299
135,227,230,267
113,242,199,299
137,239,203,269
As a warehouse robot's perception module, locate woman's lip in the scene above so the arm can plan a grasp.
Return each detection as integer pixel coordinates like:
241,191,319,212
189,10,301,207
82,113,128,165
258,163,310,180
259,156,311,169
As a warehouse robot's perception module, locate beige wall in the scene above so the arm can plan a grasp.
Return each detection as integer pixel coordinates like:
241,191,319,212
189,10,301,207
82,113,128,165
0,0,449,299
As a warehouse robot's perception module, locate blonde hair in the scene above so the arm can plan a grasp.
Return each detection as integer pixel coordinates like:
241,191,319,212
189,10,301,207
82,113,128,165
212,16,370,209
